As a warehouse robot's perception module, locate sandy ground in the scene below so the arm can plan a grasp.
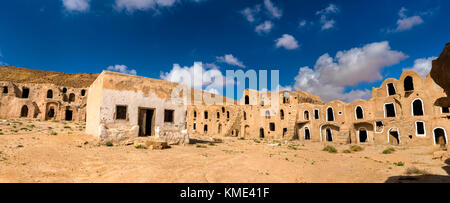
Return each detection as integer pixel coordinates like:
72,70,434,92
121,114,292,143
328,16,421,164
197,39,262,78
0,118,449,183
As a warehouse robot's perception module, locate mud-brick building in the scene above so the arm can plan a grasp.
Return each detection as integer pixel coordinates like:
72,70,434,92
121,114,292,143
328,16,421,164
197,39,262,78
0,83,90,123
85,71,191,143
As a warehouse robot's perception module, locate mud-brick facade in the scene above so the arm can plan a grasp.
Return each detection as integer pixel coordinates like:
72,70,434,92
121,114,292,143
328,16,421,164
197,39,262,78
0,81,88,122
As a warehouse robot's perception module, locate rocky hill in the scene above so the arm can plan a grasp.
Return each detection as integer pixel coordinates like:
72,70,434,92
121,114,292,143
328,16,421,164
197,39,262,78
0,66,98,88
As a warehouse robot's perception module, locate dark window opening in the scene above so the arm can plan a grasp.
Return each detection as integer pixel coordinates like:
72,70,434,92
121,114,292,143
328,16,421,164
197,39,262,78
260,128,264,138
434,128,447,145
385,103,396,117
304,111,310,120
305,128,311,140
203,125,208,133
204,111,208,119
359,129,368,143
416,122,425,135
222,107,225,113
164,109,174,123
193,111,197,118
2,86,8,94
376,121,384,132
356,106,364,119
389,131,400,145
217,112,220,119
69,93,75,102
412,99,424,116
265,110,270,119
327,107,334,121
193,123,196,130
404,76,414,92
245,95,250,105
244,112,247,120
326,128,333,142
20,105,28,117
280,110,284,120
218,124,222,134
314,109,319,119
65,110,73,121
116,106,127,120
269,123,275,131
47,90,53,99
22,88,30,98
387,83,396,96
442,107,450,113
62,88,67,93
227,111,230,119
81,89,86,96
283,128,287,137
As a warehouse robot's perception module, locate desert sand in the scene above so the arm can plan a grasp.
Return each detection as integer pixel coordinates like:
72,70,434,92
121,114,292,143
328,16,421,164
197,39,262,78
0,118,448,183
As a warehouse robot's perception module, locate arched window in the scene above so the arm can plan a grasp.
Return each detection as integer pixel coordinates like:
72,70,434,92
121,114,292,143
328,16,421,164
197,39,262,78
204,111,208,119
412,99,424,116
3,86,8,94
20,105,28,117
227,111,230,119
387,83,396,96
245,95,250,105
193,111,197,118
81,89,86,96
280,110,284,120
327,107,334,121
404,76,414,92
304,111,310,120
243,111,247,120
203,125,208,133
62,88,67,93
265,110,270,119
433,128,447,145
222,107,225,113
47,90,53,99
69,93,75,102
217,112,220,119
355,106,364,119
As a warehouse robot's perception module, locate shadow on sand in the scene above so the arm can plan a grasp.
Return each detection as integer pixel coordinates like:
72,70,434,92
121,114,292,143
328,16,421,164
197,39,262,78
385,158,450,183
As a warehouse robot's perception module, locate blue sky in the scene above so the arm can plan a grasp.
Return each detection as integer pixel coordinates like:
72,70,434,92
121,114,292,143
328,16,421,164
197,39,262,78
0,0,448,102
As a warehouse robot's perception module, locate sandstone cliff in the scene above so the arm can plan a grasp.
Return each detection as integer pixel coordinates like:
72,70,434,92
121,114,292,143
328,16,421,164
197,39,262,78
430,43,450,95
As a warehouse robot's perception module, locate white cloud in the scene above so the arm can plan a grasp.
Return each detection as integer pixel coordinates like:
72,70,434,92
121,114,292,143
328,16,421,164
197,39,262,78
255,21,274,34
114,0,204,13
287,41,407,102
390,7,424,32
263,0,282,19
106,64,137,75
316,4,339,31
299,20,307,27
241,5,261,23
62,0,90,12
275,34,299,50
160,62,232,91
216,54,246,68
403,56,437,78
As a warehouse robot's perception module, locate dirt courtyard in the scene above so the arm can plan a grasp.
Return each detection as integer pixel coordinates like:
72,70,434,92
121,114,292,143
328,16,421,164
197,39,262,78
0,119,448,183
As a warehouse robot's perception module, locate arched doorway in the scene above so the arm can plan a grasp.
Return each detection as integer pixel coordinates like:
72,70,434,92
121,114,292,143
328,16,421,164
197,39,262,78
359,128,368,143
412,99,424,116
326,128,333,142
245,95,250,105
305,128,311,140
260,128,264,138
327,107,334,121
47,90,53,99
388,128,400,145
20,105,28,117
433,128,447,146
404,76,414,91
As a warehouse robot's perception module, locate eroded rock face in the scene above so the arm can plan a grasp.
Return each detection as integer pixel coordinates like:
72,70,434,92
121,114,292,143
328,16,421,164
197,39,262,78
431,43,450,95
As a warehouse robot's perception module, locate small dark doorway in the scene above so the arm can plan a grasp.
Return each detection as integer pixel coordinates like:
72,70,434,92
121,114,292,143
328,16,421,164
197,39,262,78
387,83,396,96
204,125,208,133
283,128,287,137
305,128,311,140
3,86,8,94
245,95,250,105
138,108,155,137
304,111,310,120
81,89,86,96
412,99,424,116
22,88,29,98
260,128,264,138
69,93,75,102
434,128,447,145
47,90,53,99
20,105,28,117
385,103,396,117
359,129,368,143
327,108,334,121
326,128,333,142
404,76,414,91
47,108,55,119
65,110,73,121
389,130,400,145
356,106,364,119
